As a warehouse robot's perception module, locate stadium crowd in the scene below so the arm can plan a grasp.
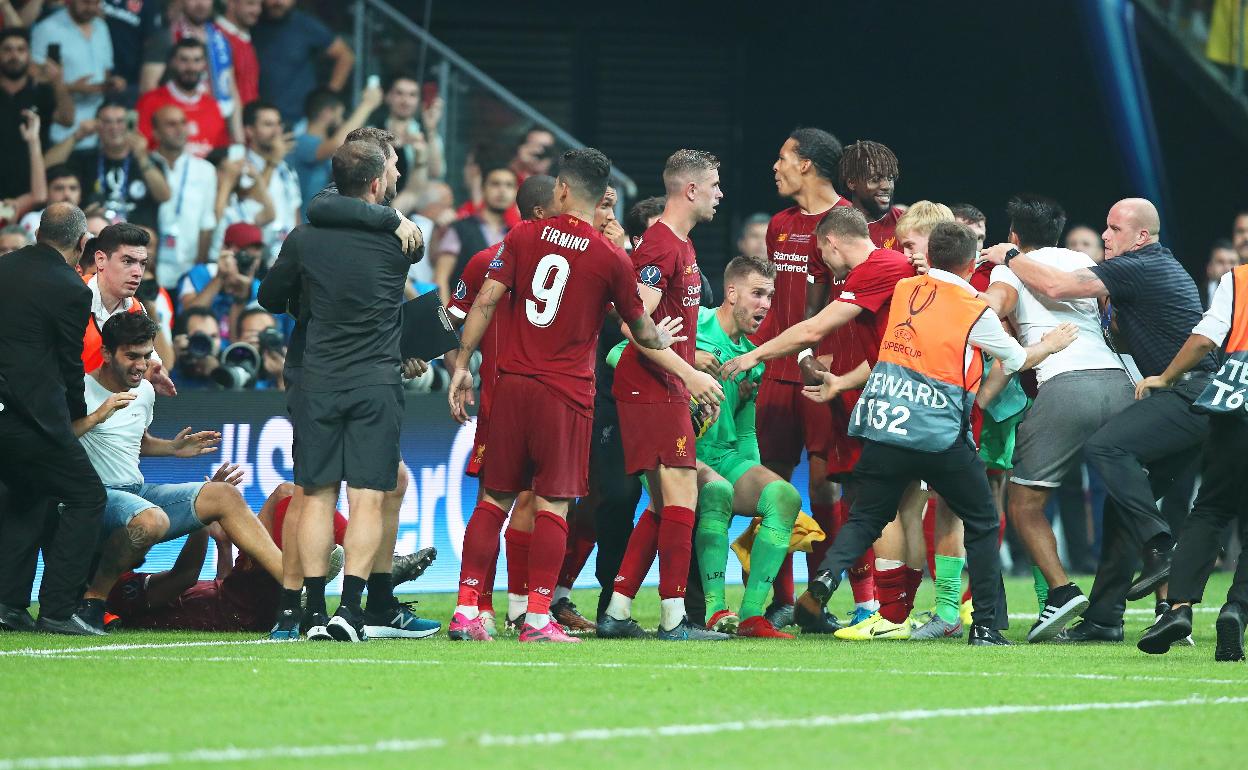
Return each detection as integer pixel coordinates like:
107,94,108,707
0,0,1245,661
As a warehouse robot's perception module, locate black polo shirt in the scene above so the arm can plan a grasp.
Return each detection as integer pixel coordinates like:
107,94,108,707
0,79,56,199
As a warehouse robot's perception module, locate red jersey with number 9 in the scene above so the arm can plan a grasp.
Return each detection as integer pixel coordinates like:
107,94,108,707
485,214,644,415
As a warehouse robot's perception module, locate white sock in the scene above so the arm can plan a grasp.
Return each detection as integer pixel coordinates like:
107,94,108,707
857,599,880,612
553,585,572,603
527,612,550,629
659,598,685,631
606,592,633,620
454,605,479,620
875,558,904,571
507,593,527,620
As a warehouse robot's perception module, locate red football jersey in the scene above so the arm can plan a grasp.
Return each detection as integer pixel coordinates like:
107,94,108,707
487,215,644,415
869,207,904,251
449,244,512,400
969,260,995,293
612,220,702,404
759,200,852,383
216,17,259,105
136,84,229,159
835,248,916,366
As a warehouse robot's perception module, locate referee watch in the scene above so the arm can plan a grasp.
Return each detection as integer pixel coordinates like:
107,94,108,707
1004,247,1021,265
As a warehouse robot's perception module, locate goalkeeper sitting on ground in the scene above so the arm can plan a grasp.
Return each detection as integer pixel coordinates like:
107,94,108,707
610,255,800,638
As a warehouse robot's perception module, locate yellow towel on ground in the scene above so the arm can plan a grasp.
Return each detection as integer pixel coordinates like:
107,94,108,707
731,511,826,573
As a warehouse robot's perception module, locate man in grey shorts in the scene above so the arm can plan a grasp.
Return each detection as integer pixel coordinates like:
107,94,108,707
981,195,1133,642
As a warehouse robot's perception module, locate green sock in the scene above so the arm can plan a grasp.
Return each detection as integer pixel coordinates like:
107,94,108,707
740,481,800,620
1033,566,1049,607
694,479,734,616
934,554,965,624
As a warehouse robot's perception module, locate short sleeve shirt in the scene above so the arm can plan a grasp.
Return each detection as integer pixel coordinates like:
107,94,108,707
837,248,916,366
253,10,335,123
81,376,155,488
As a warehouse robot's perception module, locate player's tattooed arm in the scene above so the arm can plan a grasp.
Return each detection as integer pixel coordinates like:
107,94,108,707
982,244,1109,301
449,278,507,423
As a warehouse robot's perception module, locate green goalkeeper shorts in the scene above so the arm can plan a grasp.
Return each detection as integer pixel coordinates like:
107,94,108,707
701,446,761,486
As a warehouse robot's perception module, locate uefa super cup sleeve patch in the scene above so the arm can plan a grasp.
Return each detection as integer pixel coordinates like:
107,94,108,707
640,265,662,287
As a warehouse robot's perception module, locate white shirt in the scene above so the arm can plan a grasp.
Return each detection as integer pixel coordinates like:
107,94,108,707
1194,270,1234,345
81,376,154,487
88,274,137,330
928,268,1028,375
214,157,301,265
31,9,113,147
155,152,219,289
990,247,1124,384
407,212,435,286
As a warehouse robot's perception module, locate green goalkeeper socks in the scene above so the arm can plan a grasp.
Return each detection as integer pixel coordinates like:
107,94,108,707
1033,566,1049,607
740,481,800,620
694,479,734,617
934,554,965,624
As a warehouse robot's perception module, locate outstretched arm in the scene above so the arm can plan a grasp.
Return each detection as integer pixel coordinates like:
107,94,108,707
982,244,1107,301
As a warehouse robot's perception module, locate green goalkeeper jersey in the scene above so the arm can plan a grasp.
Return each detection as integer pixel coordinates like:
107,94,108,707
692,307,764,461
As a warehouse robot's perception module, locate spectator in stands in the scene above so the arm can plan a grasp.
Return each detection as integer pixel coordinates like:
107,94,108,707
31,0,125,148
736,212,769,259
86,211,108,236
179,222,263,341
509,125,555,183
18,164,80,240
150,105,218,289
952,202,988,250
136,38,229,159
1204,238,1238,307
172,305,222,389
1233,210,1248,264
432,165,516,304
370,73,445,187
0,28,73,201
46,101,172,223
0,0,42,28
253,0,354,126
235,306,285,390
217,0,260,108
100,0,161,104
141,0,244,141
215,101,299,265
292,84,383,211
0,109,46,229
0,223,29,254
1065,224,1105,263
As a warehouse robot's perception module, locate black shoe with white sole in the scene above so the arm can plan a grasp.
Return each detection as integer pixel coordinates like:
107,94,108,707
303,611,333,641
1215,601,1247,662
327,605,368,642
968,625,1012,646
1126,545,1172,601
1027,583,1090,643
1138,605,1192,655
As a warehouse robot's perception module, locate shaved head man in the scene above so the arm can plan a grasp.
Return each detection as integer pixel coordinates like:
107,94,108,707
1102,198,1160,260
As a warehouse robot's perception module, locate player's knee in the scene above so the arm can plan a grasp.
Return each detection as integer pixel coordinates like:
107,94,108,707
699,479,734,516
760,480,801,524
199,481,245,518
272,481,296,502
129,507,169,548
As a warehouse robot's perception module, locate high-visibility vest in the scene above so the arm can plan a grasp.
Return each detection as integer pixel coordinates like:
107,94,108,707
81,275,144,373
849,274,988,452
1195,264,1248,415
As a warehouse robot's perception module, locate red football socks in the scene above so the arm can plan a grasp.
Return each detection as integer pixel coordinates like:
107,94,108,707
904,567,923,614
875,565,910,624
657,505,695,600
773,554,795,605
527,510,569,616
504,526,531,596
612,508,659,599
848,548,876,604
457,500,507,608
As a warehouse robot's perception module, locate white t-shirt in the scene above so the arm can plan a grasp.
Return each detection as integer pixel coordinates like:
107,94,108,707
990,247,1125,384
155,152,219,289
80,376,155,488
1194,269,1234,345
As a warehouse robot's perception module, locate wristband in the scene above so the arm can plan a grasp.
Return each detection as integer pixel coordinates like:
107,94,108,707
1004,248,1021,266
798,348,815,362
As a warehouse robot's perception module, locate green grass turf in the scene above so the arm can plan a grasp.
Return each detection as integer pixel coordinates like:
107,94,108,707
1,574,1246,770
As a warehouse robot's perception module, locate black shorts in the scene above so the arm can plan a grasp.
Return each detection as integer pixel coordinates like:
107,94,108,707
291,384,403,492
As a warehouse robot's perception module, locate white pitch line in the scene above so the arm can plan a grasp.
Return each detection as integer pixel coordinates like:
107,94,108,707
1,695,1245,769
15,652,1247,687
0,639,276,657
1006,607,1218,621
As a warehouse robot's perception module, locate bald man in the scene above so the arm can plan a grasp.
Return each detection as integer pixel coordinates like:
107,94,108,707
150,105,219,288
983,197,1217,642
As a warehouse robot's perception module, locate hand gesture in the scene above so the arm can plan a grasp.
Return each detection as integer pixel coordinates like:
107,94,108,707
262,347,286,378
1135,374,1172,401
93,391,137,423
799,354,829,386
693,348,721,379
907,251,930,275
602,219,628,248
653,315,686,350
402,358,429,380
267,131,294,163
207,462,244,486
448,367,475,424
719,352,758,381
73,118,100,141
683,369,725,408
217,250,239,280
126,131,150,157
1041,322,1079,354
980,243,1015,266
801,371,844,404
359,84,384,110
148,361,178,397
421,96,445,134
18,110,40,145
393,216,425,258
37,58,63,84
170,426,221,458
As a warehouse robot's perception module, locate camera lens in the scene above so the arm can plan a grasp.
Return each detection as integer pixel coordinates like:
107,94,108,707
257,327,285,353
186,331,213,360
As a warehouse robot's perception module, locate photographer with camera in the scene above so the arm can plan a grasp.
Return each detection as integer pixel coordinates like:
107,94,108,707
213,307,287,391
171,306,222,390
177,222,262,339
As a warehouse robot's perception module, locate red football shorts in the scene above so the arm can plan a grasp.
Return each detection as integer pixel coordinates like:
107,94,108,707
755,378,833,468
481,373,592,499
615,400,697,475
825,389,864,478
466,413,489,477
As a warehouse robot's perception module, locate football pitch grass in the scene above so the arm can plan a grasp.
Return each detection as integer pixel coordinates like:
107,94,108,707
2,575,1245,770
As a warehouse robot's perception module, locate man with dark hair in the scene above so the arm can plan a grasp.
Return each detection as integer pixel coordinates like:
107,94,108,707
602,149,729,642
447,147,677,643
369,73,445,185
510,126,556,183
749,127,855,633
135,38,228,159
1233,210,1248,264
838,140,904,250
0,27,74,200
979,194,1133,641
1204,239,1239,308
737,212,770,259
171,306,222,389
31,0,125,147
806,221,1077,646
624,196,665,248
982,197,1215,643
18,164,82,240
140,0,242,131
217,0,261,107
1064,225,1104,263
219,100,300,265
253,0,355,125
433,165,519,305
70,310,285,632
951,203,987,251
0,203,108,635
290,84,383,209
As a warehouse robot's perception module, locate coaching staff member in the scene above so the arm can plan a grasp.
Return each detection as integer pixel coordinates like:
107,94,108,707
984,198,1216,642
803,222,1076,645
0,203,108,635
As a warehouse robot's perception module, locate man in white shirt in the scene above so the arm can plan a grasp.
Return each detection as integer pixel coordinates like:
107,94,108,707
981,195,1135,643
216,101,300,265
71,311,284,632
150,105,217,289
31,0,125,147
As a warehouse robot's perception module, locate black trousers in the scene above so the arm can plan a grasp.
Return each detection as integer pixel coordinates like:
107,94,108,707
587,397,643,618
819,437,1008,629
0,411,106,619
1083,377,1211,626
1167,415,1248,607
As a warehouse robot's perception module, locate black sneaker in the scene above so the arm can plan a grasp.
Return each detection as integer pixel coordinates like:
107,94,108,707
35,613,106,636
968,625,1012,646
1126,544,1172,601
596,613,647,639
1215,602,1247,662
1055,618,1124,643
269,608,301,641
1138,605,1192,655
656,617,732,641
1027,583,1089,643
793,595,841,634
764,602,795,629
392,547,438,586
327,604,368,642
76,599,108,634
0,602,36,632
505,612,527,634
303,610,333,641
